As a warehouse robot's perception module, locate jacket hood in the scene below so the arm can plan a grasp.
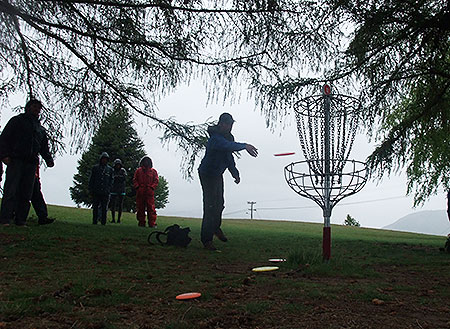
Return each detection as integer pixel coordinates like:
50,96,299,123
99,152,110,163
113,158,122,167
139,156,153,168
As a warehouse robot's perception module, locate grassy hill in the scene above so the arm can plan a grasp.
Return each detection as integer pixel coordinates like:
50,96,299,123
1,204,449,329
383,210,450,236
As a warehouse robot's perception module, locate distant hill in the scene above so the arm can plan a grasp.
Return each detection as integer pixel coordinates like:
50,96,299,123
383,210,450,236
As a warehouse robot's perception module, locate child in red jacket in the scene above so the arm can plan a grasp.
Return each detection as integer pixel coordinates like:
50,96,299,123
133,156,159,227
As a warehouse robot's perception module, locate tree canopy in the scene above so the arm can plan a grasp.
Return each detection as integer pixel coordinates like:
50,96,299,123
1,0,449,204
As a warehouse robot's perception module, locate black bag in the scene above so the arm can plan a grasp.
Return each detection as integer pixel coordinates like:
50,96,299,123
148,224,191,247
440,235,450,253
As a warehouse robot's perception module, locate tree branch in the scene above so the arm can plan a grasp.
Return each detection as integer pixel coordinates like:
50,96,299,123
44,0,305,15
9,10,33,98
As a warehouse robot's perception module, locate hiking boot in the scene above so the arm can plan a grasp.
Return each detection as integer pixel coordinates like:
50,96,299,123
215,229,228,242
203,241,217,251
38,217,55,225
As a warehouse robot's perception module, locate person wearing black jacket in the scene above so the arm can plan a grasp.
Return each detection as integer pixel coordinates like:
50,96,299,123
447,190,449,222
0,99,54,226
88,152,113,225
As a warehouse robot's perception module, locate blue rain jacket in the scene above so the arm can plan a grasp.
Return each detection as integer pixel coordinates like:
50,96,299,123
198,126,246,178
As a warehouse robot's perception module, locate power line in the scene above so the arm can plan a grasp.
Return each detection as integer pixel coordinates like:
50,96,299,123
255,195,410,211
223,208,247,216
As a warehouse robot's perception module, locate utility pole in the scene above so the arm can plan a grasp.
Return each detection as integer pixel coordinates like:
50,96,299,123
247,201,256,219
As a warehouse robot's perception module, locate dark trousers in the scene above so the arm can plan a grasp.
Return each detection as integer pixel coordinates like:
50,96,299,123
92,194,109,225
199,174,224,244
31,177,48,220
110,194,124,221
0,159,36,225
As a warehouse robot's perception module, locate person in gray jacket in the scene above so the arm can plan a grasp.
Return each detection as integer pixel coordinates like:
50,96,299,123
110,158,127,223
88,152,113,225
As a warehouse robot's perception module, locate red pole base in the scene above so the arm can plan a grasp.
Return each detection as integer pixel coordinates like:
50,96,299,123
323,226,331,261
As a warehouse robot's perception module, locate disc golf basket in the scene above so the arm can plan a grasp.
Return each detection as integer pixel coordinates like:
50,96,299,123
284,84,367,260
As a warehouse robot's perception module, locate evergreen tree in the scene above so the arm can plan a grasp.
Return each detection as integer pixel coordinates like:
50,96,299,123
70,105,169,211
344,214,360,227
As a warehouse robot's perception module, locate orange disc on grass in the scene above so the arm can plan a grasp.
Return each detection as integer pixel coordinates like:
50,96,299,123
176,292,201,300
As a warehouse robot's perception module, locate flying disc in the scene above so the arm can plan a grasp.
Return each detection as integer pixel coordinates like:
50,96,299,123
176,292,201,300
268,258,286,263
274,152,295,157
252,266,279,272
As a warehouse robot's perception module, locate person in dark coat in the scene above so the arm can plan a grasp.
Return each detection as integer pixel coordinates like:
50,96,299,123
31,164,54,225
110,158,127,223
0,99,54,226
88,152,113,225
198,113,258,251
447,190,449,222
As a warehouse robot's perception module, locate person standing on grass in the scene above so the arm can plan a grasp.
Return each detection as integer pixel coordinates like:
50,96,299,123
198,113,258,251
88,152,113,225
110,158,127,223
447,190,449,222
133,156,159,228
31,164,54,225
0,99,54,226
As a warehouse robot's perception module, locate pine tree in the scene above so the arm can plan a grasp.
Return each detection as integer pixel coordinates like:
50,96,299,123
344,214,360,227
70,104,169,211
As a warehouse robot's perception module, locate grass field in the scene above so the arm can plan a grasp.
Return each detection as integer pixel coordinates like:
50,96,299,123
1,204,449,329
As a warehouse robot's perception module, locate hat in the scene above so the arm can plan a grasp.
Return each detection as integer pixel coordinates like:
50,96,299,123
114,159,122,165
25,99,43,112
218,113,235,124
100,152,110,159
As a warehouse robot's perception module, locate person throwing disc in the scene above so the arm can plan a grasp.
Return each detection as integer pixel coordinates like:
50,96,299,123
198,113,258,251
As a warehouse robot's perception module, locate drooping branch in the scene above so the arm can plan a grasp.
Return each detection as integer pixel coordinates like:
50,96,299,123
44,0,305,15
10,10,33,98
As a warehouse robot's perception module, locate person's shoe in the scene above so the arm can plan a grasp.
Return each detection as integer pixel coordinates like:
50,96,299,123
1,220,11,226
111,220,116,223
138,222,146,227
38,217,55,225
215,229,228,242
117,220,121,224
16,222,28,227
203,241,217,251
149,224,157,229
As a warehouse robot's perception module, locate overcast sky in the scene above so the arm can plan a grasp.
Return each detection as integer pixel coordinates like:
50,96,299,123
1,81,447,232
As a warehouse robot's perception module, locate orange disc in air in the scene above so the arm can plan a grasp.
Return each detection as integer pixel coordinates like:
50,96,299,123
176,292,201,300
274,152,295,157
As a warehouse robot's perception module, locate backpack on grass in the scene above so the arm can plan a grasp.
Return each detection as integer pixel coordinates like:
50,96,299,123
439,234,450,253
148,224,191,247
